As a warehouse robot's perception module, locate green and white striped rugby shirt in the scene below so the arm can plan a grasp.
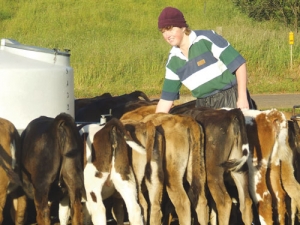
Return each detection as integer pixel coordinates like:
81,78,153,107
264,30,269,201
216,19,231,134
160,30,246,101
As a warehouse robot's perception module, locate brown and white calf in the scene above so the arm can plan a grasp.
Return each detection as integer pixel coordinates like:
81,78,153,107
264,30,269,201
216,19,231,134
0,117,26,225
242,109,300,225
20,113,85,225
78,118,146,225
121,112,208,225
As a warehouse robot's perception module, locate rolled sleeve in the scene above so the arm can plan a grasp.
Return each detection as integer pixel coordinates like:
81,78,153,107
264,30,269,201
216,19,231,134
161,91,180,101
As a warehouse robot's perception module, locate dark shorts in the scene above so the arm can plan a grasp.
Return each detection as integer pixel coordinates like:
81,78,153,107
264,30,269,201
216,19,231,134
195,86,256,109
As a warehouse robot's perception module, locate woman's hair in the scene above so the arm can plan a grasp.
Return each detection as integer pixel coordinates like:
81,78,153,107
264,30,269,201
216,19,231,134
159,26,191,35
185,27,191,35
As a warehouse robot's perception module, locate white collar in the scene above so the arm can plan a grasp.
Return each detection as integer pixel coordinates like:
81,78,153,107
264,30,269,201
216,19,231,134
169,30,196,58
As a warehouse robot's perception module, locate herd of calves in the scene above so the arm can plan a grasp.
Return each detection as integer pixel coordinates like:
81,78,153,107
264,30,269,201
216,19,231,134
0,90,300,225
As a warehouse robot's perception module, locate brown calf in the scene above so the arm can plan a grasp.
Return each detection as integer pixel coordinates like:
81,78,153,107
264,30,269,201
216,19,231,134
20,113,85,225
176,107,253,225
0,118,26,225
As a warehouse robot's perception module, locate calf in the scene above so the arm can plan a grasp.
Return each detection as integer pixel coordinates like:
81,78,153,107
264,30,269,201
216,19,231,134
79,118,145,225
122,113,208,225
122,104,253,224
120,104,157,121
289,119,300,224
242,109,300,225
75,90,152,122
0,117,26,225
121,119,163,225
20,113,85,225
75,92,112,112
176,107,253,225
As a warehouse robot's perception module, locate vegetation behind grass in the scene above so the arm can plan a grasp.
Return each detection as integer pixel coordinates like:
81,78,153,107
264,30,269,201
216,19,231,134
1,0,299,98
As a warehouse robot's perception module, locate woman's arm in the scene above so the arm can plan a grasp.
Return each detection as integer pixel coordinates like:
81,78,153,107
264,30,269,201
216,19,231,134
155,99,174,113
235,63,249,109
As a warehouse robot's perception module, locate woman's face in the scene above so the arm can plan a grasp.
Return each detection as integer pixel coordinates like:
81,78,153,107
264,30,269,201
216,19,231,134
161,27,185,47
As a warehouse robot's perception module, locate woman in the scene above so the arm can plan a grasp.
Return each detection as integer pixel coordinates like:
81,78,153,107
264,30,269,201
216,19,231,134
155,6,255,113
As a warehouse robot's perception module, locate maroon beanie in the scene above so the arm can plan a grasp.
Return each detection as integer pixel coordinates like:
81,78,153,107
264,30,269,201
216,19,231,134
158,7,187,29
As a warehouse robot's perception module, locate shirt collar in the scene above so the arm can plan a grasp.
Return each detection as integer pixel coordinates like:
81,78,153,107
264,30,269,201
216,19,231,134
169,30,197,57
189,30,197,45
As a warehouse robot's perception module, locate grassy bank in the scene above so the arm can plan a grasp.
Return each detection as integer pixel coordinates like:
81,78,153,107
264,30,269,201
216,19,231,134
1,0,299,98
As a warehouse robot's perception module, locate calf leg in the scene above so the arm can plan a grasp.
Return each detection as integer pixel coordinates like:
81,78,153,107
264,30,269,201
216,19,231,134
58,195,71,225
84,164,108,225
269,162,287,225
192,180,208,225
290,199,300,225
230,171,253,225
12,192,27,225
111,196,125,225
251,166,273,225
0,178,8,224
146,161,164,225
132,151,148,224
82,203,92,225
112,167,144,225
34,186,51,225
166,168,191,225
208,195,217,225
136,186,148,224
207,168,232,225
61,156,85,225
281,158,300,223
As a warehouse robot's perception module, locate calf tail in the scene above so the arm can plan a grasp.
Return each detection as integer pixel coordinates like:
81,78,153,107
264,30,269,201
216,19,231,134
109,118,146,155
187,121,206,209
187,121,209,224
144,121,156,165
0,138,22,186
0,157,21,186
221,151,249,172
143,121,157,181
125,139,146,155
221,110,250,172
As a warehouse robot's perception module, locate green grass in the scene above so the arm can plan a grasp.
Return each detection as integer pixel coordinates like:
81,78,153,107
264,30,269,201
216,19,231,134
1,0,300,98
